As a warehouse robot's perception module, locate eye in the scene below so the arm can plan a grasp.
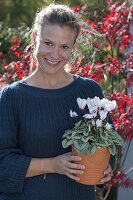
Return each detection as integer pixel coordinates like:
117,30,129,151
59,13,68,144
42,41,53,46
62,45,69,50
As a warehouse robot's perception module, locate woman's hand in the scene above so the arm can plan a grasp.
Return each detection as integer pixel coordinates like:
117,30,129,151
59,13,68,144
100,165,113,184
51,152,85,181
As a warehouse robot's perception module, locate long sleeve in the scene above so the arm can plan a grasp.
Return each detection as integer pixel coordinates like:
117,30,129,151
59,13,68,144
0,86,32,194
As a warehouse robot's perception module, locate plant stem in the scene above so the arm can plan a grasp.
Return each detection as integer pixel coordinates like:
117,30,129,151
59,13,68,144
104,188,111,200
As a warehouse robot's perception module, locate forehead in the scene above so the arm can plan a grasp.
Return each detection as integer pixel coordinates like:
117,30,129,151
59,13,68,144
40,24,77,44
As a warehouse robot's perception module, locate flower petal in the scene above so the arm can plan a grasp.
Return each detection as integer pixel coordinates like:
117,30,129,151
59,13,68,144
70,110,78,117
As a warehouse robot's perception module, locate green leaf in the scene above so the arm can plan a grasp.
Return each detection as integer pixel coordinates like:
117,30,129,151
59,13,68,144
73,140,80,150
73,136,81,139
115,135,124,146
108,144,117,155
71,131,78,137
86,144,97,156
62,130,72,138
107,135,114,145
81,136,89,143
89,135,96,141
86,148,91,156
73,140,86,151
90,144,97,155
62,138,68,148
83,130,89,136
82,143,89,153
96,140,107,147
100,131,108,141
62,139,73,148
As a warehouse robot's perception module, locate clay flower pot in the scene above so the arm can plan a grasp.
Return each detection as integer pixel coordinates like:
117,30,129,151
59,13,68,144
72,147,110,185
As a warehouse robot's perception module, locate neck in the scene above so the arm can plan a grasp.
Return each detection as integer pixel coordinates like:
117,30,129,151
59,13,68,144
25,68,74,89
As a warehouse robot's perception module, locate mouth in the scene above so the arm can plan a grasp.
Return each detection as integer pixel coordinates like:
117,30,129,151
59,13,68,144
45,58,60,65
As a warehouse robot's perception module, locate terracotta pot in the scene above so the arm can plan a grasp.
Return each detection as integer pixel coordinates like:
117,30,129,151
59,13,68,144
72,147,110,185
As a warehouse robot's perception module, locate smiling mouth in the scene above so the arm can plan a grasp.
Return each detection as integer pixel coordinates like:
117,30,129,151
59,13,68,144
45,58,60,65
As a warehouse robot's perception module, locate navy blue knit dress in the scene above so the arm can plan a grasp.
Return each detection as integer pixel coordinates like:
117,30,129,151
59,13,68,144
0,76,105,200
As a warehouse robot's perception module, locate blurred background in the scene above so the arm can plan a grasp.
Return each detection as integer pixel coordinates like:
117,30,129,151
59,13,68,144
0,0,132,199
0,0,126,27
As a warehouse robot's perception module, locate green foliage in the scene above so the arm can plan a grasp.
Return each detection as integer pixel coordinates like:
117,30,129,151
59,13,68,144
0,22,30,65
0,0,53,27
74,28,106,66
0,0,127,28
62,120,124,156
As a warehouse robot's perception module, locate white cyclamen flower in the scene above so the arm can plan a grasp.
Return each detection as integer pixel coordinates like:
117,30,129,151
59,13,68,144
100,98,116,112
70,110,78,117
105,122,112,130
83,114,93,119
96,119,102,127
77,97,87,110
106,100,116,111
92,111,97,118
83,111,97,119
92,119,95,126
87,96,101,113
99,110,108,120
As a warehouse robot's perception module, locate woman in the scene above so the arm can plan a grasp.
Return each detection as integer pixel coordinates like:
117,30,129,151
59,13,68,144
0,4,112,200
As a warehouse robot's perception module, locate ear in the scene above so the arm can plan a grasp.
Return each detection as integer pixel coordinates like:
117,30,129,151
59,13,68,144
71,44,76,54
31,32,37,46
73,44,76,51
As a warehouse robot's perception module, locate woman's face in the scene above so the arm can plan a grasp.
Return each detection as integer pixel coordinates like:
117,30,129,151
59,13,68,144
34,24,77,75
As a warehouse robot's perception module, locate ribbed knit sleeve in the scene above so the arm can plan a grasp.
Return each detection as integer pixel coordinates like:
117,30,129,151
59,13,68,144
0,86,32,194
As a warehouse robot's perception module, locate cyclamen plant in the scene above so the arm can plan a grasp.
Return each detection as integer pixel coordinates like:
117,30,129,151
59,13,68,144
62,96,124,156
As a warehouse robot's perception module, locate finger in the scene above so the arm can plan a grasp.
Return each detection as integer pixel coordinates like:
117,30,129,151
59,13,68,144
66,168,84,175
66,173,80,181
68,155,82,162
101,175,112,183
65,152,72,155
111,171,113,176
66,162,85,170
104,165,112,175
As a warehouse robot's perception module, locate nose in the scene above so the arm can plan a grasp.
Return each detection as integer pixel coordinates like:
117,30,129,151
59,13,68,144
50,46,60,59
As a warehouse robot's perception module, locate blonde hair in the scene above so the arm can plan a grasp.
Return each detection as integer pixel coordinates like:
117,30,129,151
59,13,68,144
33,4,80,38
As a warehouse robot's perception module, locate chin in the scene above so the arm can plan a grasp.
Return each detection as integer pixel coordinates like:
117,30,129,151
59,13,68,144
38,66,62,75
38,61,66,74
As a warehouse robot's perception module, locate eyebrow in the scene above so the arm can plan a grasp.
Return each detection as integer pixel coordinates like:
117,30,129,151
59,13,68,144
42,39,72,46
